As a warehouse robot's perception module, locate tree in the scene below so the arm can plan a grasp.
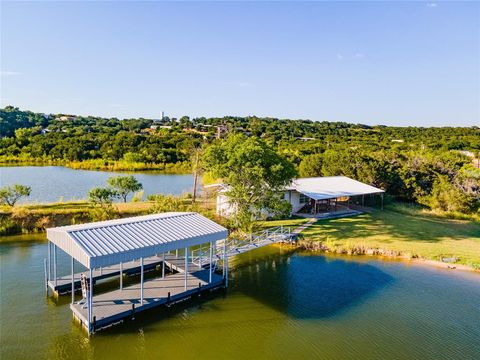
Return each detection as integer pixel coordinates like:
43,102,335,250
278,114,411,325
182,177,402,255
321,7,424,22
299,153,323,177
107,175,143,202
88,187,119,221
0,184,32,206
204,134,296,231
88,187,118,205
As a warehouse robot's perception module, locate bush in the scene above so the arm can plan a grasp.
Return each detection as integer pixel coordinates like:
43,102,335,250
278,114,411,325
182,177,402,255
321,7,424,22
0,217,22,235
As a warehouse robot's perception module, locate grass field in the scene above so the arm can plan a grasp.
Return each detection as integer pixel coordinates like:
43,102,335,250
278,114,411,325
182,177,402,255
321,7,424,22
260,209,480,269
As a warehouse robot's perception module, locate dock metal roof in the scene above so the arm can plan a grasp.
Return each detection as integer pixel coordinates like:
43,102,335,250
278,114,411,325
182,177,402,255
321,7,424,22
287,176,384,200
47,212,228,269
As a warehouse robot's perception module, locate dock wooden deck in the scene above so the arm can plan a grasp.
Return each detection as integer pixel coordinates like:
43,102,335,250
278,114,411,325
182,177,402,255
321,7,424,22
71,266,224,332
48,255,165,295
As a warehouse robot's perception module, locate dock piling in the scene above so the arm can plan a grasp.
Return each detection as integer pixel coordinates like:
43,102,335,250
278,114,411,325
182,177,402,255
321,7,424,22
44,258,48,293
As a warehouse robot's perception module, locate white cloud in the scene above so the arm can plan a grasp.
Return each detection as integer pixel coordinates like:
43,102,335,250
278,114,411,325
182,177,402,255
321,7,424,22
0,70,22,76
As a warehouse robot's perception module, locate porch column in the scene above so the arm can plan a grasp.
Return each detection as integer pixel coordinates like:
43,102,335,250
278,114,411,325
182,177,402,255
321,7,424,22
362,194,365,207
71,257,75,304
140,257,144,305
184,247,188,291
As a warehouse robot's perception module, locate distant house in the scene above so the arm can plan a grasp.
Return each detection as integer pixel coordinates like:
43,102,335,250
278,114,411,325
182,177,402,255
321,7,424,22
56,115,77,121
458,150,475,158
216,176,384,218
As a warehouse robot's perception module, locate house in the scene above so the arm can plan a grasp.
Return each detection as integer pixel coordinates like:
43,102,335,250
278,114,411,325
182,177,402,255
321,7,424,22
216,176,384,217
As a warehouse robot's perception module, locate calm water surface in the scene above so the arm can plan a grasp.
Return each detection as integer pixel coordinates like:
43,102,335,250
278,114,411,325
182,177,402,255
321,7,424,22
0,166,196,203
1,236,479,360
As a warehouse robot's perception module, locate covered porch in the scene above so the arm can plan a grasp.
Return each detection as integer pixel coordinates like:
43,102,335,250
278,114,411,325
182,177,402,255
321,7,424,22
286,176,385,218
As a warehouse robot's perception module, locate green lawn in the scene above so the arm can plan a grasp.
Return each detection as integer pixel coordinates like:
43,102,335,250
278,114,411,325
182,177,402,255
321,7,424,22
260,210,480,268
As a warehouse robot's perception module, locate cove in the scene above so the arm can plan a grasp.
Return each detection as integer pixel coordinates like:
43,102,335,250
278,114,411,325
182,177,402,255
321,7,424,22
0,166,196,203
0,239,479,360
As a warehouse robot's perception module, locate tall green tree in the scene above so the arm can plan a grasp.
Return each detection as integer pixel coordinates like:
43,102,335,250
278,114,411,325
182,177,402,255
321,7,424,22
107,175,143,202
204,134,296,231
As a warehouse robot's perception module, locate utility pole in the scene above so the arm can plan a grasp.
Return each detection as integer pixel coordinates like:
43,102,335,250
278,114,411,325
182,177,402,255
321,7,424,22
192,148,200,203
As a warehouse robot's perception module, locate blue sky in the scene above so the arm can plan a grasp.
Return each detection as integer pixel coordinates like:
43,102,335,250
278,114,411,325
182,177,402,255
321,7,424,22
1,1,479,126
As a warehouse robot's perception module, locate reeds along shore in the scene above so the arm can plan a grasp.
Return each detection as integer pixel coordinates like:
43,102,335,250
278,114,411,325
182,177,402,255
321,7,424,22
0,157,191,173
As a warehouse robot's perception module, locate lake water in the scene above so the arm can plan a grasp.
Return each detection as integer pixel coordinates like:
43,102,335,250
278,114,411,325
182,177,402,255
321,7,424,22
0,166,196,203
1,236,479,360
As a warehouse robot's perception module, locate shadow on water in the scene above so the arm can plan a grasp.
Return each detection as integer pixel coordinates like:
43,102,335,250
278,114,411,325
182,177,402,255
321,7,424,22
53,247,394,336
232,250,394,319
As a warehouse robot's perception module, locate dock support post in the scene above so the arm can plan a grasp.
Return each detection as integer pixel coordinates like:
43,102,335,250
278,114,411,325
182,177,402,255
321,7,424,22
53,244,57,287
381,193,384,210
47,241,51,281
184,247,188,291
222,240,226,280
176,249,178,258
71,257,74,304
140,257,144,305
44,258,48,293
198,245,202,269
162,253,165,279
88,268,93,334
120,262,123,290
225,253,229,288
209,241,213,283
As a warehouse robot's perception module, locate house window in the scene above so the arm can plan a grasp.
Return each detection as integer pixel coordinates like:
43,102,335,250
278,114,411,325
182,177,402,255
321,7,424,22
299,194,309,204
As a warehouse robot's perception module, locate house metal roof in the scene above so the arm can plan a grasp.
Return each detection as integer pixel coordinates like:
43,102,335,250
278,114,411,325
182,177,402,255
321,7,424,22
287,176,384,200
47,212,228,269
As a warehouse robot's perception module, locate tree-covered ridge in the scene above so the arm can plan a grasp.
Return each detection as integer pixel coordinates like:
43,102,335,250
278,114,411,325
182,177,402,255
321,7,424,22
1,106,479,165
1,106,479,216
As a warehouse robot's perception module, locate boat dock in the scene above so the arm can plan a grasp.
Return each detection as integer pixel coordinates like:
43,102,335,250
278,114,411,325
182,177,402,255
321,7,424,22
44,212,292,334
71,260,224,333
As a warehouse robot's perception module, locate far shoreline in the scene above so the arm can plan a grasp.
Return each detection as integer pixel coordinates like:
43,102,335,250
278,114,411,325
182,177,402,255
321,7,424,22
0,158,192,174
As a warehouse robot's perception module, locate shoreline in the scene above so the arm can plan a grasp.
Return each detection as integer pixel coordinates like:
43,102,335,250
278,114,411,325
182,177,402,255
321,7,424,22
0,159,191,174
294,241,480,273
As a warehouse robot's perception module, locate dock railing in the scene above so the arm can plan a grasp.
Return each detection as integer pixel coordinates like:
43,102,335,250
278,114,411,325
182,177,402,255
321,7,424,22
191,226,292,267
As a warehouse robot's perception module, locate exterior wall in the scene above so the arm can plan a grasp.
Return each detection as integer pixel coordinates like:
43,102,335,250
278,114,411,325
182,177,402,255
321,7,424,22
216,190,305,218
288,190,306,213
216,193,236,217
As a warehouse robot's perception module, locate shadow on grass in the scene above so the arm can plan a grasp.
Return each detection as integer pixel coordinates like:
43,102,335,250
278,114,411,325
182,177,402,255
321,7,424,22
303,210,480,244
